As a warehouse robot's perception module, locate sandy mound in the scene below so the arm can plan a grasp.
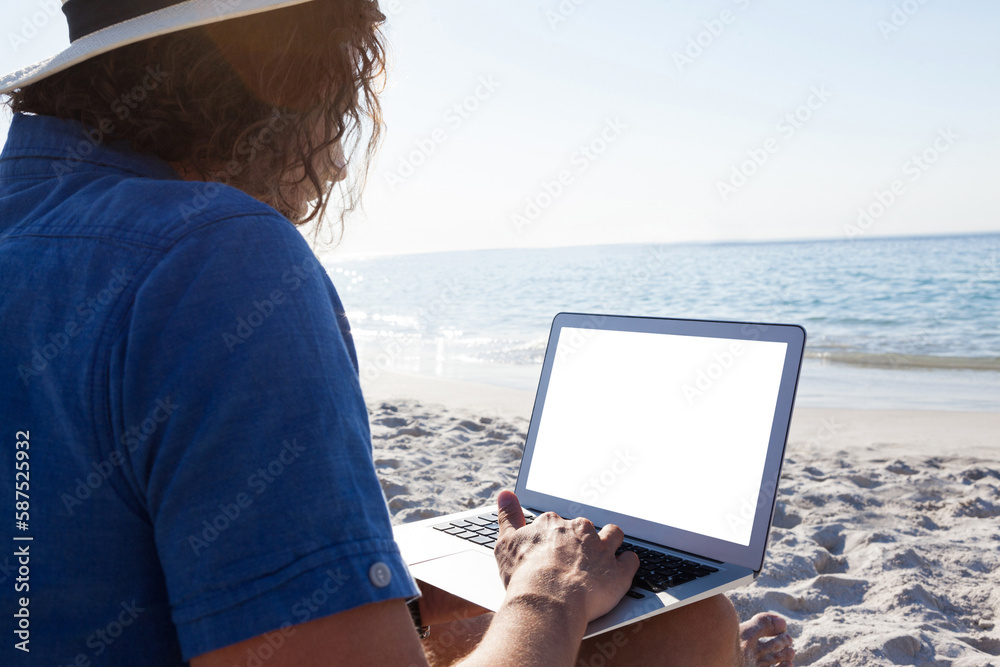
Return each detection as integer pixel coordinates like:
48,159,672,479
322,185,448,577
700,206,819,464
370,400,527,524
371,397,1000,665
732,446,1000,666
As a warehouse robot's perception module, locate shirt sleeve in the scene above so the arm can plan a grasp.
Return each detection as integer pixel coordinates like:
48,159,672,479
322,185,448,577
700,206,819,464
113,210,418,660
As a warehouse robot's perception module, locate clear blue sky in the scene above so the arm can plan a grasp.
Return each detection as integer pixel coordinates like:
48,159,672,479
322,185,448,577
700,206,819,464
3,0,998,257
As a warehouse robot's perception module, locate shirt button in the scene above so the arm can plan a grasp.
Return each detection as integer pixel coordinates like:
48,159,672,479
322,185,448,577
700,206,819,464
369,561,392,588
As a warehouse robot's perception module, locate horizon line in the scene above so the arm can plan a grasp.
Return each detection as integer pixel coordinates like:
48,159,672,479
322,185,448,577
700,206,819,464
320,228,1000,262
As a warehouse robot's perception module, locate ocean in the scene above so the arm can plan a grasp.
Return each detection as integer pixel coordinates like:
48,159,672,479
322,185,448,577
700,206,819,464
325,233,1000,412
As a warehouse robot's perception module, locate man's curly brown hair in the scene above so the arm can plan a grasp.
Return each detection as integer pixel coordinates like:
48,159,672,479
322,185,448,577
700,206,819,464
4,0,386,242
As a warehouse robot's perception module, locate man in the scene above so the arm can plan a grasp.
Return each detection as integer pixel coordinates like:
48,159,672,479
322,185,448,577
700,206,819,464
0,1,794,665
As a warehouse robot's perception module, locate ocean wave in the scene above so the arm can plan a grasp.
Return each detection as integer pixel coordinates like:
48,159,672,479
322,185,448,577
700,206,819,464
805,350,1000,372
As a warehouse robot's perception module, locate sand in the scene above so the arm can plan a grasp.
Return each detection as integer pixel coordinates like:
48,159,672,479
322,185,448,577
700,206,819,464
363,370,1000,666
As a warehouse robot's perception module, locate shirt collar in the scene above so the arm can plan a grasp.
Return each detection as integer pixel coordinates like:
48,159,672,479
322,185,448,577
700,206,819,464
0,113,182,182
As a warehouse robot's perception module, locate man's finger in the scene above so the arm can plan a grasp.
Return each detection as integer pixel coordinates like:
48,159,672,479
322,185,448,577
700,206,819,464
497,489,525,538
598,522,625,547
617,549,640,579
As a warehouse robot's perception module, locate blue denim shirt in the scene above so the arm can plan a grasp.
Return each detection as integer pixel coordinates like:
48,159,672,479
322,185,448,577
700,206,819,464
0,113,418,664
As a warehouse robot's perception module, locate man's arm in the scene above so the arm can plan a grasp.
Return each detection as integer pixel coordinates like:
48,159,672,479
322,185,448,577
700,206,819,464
189,584,588,667
191,596,586,667
188,591,583,667
192,491,639,667
190,598,429,667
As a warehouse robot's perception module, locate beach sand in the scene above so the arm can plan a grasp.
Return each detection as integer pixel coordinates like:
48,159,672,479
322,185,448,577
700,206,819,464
363,370,1000,666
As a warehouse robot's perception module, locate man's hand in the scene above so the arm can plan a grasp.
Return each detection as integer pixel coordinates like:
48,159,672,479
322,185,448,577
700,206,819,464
493,490,640,624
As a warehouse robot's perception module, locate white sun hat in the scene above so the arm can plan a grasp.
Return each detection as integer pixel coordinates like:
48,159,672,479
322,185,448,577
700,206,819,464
0,0,319,94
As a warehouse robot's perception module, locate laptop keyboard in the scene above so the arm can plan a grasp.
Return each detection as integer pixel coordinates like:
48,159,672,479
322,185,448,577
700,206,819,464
432,511,719,596
614,542,719,594
432,511,518,550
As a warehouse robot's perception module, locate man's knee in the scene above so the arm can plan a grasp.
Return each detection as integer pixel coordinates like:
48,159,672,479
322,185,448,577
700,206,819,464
575,596,741,667
686,595,740,665
658,595,740,665
680,595,739,641
697,595,739,631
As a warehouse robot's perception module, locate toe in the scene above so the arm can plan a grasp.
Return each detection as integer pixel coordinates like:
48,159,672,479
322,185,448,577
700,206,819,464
761,632,793,652
740,612,788,643
755,633,793,665
758,643,795,666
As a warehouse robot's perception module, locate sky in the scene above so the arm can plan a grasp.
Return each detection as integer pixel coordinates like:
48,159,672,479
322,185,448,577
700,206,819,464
2,0,999,258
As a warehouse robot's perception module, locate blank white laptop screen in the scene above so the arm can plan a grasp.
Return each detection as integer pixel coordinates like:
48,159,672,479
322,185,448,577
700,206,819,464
524,327,788,547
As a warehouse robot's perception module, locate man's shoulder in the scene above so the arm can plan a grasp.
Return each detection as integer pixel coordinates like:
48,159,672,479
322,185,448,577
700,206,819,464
2,114,300,253
92,175,296,250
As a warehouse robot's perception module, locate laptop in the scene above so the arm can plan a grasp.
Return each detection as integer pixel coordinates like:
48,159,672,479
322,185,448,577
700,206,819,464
392,312,806,637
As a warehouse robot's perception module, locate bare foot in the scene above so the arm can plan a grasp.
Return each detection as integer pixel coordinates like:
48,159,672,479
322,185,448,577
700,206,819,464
740,612,795,667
